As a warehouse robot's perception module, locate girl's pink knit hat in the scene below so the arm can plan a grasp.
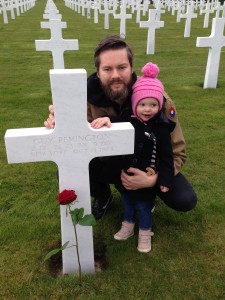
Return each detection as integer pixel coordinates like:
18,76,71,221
132,62,164,117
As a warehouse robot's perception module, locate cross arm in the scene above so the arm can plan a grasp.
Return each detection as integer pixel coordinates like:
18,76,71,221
5,127,54,163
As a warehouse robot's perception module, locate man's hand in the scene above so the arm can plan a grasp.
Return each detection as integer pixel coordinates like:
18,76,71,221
121,167,158,190
44,105,55,129
160,186,169,193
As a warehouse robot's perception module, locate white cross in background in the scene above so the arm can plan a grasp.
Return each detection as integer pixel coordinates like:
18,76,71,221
35,19,79,69
140,9,164,55
114,5,132,38
99,1,115,29
196,18,225,88
1,1,9,24
180,4,197,38
43,8,62,20
201,2,213,28
92,0,100,24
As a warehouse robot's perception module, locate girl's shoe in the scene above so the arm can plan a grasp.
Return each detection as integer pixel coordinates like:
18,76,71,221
114,221,135,240
137,229,154,253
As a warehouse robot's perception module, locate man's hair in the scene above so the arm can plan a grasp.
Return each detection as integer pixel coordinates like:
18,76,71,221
94,35,134,71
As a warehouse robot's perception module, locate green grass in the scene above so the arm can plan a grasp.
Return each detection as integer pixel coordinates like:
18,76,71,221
1,1,225,299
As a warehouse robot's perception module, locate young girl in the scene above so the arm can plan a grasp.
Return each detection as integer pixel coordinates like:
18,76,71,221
91,62,175,253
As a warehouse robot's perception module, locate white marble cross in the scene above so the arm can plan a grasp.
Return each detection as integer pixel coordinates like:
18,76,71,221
196,17,225,88
114,5,132,38
176,2,184,23
84,0,92,19
7,0,15,20
45,0,57,11
198,0,205,15
92,0,100,24
222,3,225,18
14,0,20,16
44,7,59,13
43,9,62,20
35,19,79,69
99,1,114,30
1,1,9,24
20,0,24,13
180,4,197,37
5,69,134,274
140,9,164,55
155,1,165,21
71,0,77,12
214,3,223,18
132,0,144,23
142,0,149,16
65,0,71,10
201,2,212,28
77,0,81,14
81,0,85,16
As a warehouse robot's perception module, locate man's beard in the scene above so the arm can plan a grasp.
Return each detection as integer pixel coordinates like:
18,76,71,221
101,78,133,105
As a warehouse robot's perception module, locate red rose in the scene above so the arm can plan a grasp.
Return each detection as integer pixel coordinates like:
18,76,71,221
57,190,77,205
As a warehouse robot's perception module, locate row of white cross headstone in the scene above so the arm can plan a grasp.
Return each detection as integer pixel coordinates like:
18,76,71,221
64,0,225,37
62,0,225,88
178,2,225,36
64,0,225,26
0,0,35,24
7,0,220,88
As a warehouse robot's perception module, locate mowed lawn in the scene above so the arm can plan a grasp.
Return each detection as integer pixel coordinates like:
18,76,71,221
0,0,225,299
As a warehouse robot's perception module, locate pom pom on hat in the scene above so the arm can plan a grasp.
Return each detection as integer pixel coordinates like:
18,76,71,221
141,62,160,78
131,62,164,118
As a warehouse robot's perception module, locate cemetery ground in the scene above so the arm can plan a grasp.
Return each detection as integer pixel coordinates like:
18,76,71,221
0,0,225,298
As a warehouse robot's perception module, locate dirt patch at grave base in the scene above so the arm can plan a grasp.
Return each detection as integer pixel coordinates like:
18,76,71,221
47,243,108,277
48,251,63,278
94,244,109,273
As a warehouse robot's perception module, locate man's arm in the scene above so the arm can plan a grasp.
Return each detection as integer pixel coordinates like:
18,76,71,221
121,168,158,190
87,102,119,123
163,91,187,175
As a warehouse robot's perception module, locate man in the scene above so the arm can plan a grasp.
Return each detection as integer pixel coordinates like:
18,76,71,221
44,35,197,219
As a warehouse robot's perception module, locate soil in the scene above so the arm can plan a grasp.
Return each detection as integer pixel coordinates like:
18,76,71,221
48,243,108,277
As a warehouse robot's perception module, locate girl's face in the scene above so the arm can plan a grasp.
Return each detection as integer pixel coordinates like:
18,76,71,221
136,97,159,122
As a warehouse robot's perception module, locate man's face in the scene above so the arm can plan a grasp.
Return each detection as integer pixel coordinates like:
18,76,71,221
97,48,133,103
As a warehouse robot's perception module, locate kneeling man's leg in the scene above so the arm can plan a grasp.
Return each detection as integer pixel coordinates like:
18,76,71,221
157,173,197,212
